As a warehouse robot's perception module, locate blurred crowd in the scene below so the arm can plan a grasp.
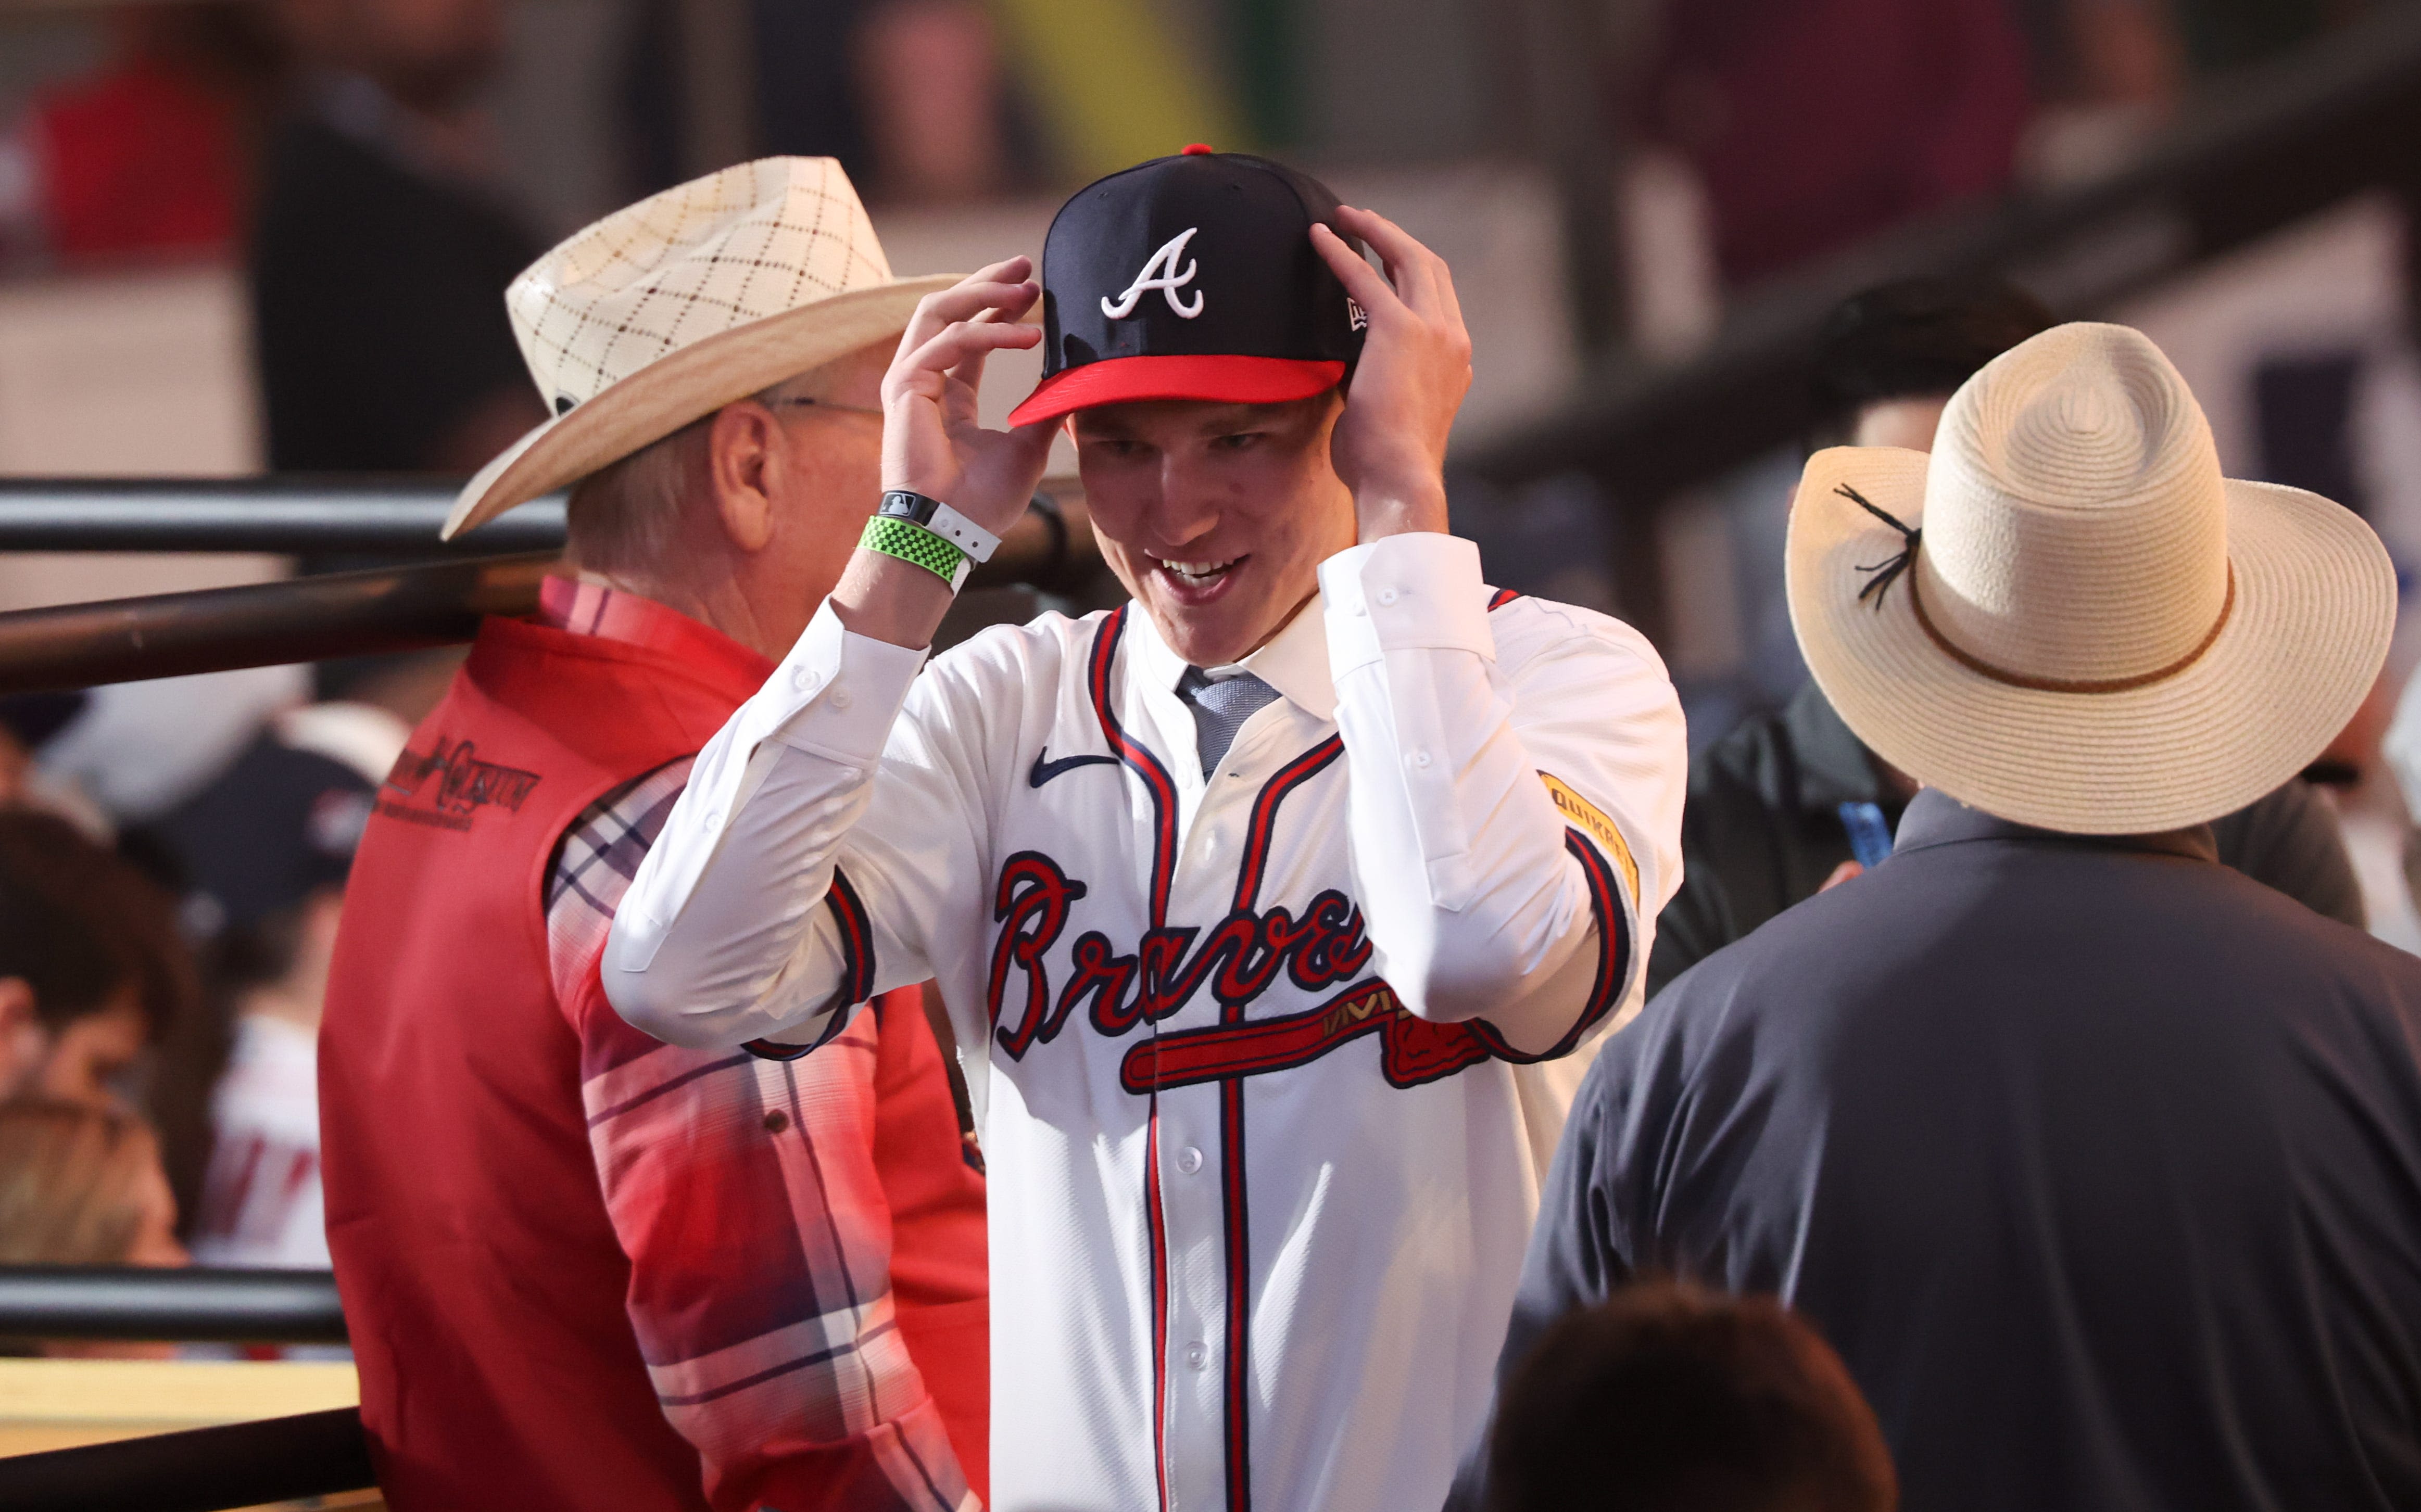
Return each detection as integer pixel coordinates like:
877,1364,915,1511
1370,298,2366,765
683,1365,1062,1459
0,0,2386,372
0,668,400,1357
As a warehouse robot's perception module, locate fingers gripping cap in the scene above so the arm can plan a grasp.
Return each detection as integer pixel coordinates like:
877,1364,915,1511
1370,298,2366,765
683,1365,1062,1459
1007,149,1368,427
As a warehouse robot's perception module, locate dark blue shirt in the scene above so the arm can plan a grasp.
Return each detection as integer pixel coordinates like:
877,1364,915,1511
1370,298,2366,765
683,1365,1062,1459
1464,789,2421,1511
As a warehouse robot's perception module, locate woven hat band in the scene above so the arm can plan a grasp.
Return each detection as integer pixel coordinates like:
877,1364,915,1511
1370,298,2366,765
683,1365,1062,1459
1909,547,2237,695
1916,324,2233,684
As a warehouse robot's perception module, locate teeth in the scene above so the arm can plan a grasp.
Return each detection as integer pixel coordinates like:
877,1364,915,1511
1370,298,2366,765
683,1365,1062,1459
1159,557,1236,580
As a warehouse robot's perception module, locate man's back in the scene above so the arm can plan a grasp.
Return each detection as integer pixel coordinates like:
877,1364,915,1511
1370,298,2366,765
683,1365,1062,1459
1529,791,2421,1510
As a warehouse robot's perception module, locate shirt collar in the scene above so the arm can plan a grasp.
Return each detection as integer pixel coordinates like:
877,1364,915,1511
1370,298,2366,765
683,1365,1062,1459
537,574,773,683
1891,786,2220,863
1123,595,1338,723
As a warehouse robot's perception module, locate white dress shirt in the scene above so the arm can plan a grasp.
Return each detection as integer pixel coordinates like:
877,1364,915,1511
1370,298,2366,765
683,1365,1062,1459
608,532,1687,1512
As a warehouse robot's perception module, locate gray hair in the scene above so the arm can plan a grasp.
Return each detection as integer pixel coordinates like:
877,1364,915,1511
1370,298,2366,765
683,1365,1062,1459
563,413,712,580
563,378,799,579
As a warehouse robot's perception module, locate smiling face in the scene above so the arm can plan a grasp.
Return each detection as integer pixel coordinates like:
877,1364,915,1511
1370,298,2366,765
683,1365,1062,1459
1071,392,1358,667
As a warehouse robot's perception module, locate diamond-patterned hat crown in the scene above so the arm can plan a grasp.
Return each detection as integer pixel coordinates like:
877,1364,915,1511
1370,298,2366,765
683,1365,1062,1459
506,157,897,416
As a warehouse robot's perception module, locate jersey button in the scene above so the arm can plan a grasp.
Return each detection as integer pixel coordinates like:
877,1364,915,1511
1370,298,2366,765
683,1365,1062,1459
1377,586,1399,606
1177,1146,1203,1174
1184,1342,1208,1370
791,666,818,693
830,686,853,710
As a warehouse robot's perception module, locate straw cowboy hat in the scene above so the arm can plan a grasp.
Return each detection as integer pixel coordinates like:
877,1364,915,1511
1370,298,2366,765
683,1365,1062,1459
444,157,960,539
1787,321,2394,835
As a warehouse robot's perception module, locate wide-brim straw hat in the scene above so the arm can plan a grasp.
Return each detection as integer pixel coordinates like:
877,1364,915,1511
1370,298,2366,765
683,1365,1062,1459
1787,321,2394,835
445,157,959,539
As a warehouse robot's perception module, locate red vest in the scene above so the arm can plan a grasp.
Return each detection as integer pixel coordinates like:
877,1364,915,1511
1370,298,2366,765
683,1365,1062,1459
321,605,986,1510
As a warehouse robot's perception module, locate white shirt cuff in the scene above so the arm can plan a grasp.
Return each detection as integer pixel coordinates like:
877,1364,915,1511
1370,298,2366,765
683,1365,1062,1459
764,602,928,766
1318,532,1495,676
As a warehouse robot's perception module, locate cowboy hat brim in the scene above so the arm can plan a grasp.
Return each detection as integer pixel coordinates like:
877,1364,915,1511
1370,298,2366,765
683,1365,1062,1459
444,273,965,540
1786,444,2395,835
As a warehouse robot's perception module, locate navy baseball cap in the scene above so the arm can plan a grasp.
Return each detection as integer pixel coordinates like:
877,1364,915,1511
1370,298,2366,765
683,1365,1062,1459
1007,145,1368,427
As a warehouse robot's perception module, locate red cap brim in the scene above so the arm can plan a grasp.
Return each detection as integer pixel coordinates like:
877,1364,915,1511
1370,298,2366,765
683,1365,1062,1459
1006,354,1347,428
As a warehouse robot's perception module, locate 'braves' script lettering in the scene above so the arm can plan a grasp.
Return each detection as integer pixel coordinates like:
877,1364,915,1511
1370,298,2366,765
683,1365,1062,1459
985,852,1373,1060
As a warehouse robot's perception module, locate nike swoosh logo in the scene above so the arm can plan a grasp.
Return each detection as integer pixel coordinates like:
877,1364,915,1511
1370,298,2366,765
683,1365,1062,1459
1029,747,1121,787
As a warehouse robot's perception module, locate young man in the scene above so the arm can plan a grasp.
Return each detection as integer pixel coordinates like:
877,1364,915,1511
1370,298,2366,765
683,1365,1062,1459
1469,324,2421,1510
1650,276,2361,995
607,149,1687,1511
0,814,160,1105
320,160,987,1512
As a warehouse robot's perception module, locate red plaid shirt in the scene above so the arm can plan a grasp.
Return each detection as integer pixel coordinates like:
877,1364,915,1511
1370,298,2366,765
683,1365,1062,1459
540,578,983,1511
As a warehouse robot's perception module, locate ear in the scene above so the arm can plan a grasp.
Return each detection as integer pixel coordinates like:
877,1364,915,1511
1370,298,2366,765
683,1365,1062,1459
0,976,36,1035
0,977,43,1100
707,401,780,554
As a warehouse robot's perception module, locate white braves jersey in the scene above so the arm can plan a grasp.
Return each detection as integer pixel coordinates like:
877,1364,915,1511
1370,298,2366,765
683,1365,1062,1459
609,534,1687,1512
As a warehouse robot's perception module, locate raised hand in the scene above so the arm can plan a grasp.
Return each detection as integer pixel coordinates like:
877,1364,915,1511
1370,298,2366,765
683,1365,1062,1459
1309,207,1472,540
882,256,1059,536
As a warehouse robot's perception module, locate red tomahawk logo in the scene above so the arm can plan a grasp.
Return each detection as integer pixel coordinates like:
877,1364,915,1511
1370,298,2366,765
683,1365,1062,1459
1119,980,1497,1094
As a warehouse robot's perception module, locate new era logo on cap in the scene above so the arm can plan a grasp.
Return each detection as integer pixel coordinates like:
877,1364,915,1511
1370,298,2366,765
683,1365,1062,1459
1007,148,1367,427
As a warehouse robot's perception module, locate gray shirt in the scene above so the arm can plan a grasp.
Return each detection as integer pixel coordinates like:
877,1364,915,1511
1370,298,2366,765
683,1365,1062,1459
1459,788,2421,1512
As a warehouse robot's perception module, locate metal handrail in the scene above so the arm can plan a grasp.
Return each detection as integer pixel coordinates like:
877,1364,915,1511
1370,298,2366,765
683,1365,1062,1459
0,1266,346,1344
0,478,1098,583
0,1408,374,1512
0,477,566,555
0,490,1098,691
0,553,552,694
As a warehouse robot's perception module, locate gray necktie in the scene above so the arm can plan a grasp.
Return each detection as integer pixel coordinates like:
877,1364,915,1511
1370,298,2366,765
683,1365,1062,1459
1177,667,1280,777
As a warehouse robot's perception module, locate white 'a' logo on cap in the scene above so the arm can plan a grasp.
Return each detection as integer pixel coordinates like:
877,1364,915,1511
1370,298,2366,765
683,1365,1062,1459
1102,227,1205,320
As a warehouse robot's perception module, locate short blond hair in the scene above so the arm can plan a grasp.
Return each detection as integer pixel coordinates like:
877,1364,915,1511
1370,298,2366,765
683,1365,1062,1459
0,1101,165,1265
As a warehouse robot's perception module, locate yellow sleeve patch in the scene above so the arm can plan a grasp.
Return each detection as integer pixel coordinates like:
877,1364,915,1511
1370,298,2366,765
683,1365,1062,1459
1540,771,1640,909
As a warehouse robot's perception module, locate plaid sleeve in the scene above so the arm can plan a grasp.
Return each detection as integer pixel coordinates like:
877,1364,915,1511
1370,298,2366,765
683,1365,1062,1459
549,763,979,1512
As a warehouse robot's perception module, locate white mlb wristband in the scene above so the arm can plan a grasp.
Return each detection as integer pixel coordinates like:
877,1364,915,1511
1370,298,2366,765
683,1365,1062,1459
877,491,1000,562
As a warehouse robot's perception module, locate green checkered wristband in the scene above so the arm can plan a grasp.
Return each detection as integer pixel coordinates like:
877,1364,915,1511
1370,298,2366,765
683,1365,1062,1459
860,514,972,591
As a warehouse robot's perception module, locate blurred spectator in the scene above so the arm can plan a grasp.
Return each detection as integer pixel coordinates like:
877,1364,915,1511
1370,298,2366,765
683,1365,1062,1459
251,0,545,472
621,0,1025,206
854,0,1011,202
146,704,385,1268
0,813,168,1107
0,1100,187,1359
1651,277,2364,994
0,810,208,1230
0,1,285,266
1636,0,2032,285
1481,1282,1896,1512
